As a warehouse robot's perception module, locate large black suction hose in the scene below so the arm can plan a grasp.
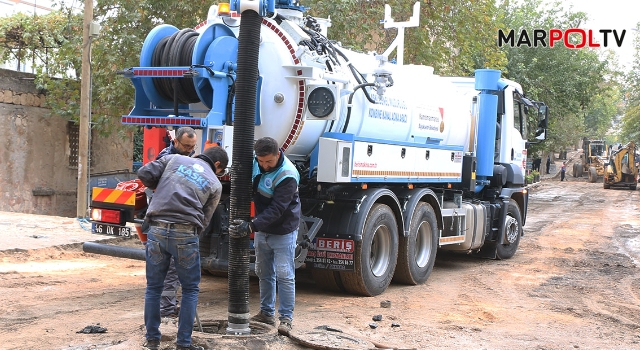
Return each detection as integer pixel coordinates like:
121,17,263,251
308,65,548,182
227,10,261,335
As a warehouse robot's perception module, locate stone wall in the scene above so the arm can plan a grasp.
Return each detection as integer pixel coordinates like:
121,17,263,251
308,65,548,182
0,68,133,217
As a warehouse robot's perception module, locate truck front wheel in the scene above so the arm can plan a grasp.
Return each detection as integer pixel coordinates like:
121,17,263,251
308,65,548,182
495,199,522,259
340,204,399,296
393,202,438,285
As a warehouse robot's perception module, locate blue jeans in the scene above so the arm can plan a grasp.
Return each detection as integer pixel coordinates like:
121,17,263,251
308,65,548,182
144,225,201,347
254,230,297,321
160,258,180,317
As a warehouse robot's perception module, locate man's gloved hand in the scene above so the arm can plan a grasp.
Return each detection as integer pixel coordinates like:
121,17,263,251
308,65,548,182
228,219,253,238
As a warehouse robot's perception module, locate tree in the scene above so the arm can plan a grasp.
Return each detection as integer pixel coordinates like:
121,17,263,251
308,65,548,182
619,23,640,145
501,0,620,154
0,0,622,151
0,10,84,124
0,0,212,137
0,11,81,75
304,0,507,75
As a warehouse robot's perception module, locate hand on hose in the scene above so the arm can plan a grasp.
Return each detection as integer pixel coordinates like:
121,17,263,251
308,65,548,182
228,219,253,238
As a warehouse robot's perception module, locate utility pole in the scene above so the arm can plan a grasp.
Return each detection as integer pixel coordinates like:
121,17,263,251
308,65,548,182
76,0,93,218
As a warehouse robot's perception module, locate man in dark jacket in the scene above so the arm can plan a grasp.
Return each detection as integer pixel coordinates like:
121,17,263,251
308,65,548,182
230,137,300,335
139,146,228,350
157,127,197,159
155,127,197,318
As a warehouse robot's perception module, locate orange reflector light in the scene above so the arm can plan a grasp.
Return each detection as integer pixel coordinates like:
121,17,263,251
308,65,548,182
447,183,452,189
523,189,528,195
218,3,231,15
91,208,121,224
361,183,368,190
407,184,414,189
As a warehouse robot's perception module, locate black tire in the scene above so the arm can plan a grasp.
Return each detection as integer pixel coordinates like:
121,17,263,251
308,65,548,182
311,269,344,293
588,167,597,183
495,199,522,259
393,202,438,285
340,204,399,296
572,163,579,177
576,164,584,177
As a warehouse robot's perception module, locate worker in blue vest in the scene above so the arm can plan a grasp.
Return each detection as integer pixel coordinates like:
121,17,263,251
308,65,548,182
229,136,301,335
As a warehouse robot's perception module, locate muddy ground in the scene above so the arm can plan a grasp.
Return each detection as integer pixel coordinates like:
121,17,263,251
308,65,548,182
2,169,640,350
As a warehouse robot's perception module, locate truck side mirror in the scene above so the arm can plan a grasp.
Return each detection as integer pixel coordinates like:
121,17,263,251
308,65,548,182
534,105,548,141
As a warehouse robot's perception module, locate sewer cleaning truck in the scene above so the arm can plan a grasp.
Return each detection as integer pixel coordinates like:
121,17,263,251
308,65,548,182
84,0,549,296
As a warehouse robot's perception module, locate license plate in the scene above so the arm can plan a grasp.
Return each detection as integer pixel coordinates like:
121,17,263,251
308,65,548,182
92,223,131,237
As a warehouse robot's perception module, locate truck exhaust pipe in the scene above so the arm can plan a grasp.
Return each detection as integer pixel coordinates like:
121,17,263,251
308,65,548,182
474,69,501,193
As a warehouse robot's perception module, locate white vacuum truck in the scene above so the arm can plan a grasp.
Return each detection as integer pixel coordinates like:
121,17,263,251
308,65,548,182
85,0,548,296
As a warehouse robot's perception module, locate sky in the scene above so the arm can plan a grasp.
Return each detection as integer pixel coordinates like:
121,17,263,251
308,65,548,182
553,0,639,68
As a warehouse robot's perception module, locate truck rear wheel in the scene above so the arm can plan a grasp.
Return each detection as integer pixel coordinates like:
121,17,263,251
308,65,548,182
588,167,597,183
340,204,398,296
393,202,438,285
495,199,522,259
311,269,344,292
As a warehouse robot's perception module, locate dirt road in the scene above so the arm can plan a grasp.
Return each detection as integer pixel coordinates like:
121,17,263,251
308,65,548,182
1,176,640,350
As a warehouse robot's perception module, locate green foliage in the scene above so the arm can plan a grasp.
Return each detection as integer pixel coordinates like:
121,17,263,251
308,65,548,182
133,127,143,162
0,10,84,125
501,0,621,153
619,23,640,145
304,0,507,75
0,11,81,75
0,0,626,151
525,173,534,183
0,0,211,136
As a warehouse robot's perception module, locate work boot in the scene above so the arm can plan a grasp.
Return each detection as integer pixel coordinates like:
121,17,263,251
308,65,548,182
175,344,204,350
144,339,160,350
250,310,276,326
278,317,292,336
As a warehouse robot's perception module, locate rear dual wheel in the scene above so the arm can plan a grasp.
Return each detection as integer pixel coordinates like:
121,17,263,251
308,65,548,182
393,202,438,285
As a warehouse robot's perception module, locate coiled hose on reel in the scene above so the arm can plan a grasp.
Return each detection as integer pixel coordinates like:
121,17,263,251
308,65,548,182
151,28,201,105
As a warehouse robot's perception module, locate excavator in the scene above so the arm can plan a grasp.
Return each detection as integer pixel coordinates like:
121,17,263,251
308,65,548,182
603,141,638,190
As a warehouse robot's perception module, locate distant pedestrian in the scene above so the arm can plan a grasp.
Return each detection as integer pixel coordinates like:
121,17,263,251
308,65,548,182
532,158,541,172
546,156,551,174
560,162,566,181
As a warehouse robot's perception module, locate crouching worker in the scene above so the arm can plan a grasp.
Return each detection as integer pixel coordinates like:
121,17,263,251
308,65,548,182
138,147,228,350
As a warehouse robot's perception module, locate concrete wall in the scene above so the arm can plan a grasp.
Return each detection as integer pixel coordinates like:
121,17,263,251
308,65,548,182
0,68,133,217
